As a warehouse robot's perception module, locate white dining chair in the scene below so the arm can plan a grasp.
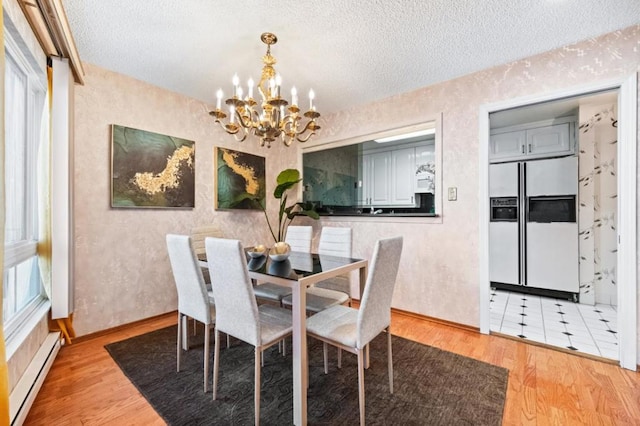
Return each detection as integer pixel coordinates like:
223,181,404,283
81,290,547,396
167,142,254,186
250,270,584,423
306,236,403,426
191,224,224,285
166,234,216,393
314,226,353,302
282,226,352,313
253,225,312,305
205,237,292,426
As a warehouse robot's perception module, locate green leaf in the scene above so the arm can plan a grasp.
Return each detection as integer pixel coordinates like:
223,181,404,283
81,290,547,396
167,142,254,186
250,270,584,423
273,169,302,199
277,169,300,185
274,180,300,199
300,209,320,220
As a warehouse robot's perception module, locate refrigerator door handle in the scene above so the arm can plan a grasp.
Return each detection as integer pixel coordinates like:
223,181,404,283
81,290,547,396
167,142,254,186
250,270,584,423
519,162,527,286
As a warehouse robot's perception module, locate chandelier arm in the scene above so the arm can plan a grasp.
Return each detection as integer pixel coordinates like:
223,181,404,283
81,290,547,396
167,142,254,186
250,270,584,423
233,131,248,143
296,119,319,136
281,115,299,135
235,107,252,130
214,118,241,136
296,131,316,143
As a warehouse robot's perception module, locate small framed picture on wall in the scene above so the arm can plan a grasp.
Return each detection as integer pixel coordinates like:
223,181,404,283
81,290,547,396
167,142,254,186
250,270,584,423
214,147,266,210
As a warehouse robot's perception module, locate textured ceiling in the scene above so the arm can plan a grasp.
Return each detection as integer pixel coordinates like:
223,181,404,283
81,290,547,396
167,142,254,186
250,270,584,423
61,0,640,115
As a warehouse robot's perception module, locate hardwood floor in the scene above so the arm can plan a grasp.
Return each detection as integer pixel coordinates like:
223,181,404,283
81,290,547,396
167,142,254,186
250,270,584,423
25,310,640,425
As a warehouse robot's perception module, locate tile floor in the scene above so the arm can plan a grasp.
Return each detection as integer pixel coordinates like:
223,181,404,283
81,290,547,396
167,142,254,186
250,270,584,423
490,289,618,360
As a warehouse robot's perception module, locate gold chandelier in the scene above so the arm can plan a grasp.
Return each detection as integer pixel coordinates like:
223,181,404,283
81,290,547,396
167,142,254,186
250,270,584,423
209,32,321,148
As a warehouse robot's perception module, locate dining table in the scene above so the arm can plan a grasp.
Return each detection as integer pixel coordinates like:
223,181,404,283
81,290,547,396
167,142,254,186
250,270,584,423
203,249,368,425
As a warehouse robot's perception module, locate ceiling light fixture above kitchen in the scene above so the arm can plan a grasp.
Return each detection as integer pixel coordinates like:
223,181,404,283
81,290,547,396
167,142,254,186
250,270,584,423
209,32,321,148
374,128,435,143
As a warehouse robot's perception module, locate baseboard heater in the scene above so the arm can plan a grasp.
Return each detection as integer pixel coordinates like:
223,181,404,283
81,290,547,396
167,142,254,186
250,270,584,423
9,332,61,425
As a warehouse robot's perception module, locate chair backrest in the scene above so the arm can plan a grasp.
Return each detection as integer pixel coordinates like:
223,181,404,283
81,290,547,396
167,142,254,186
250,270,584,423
285,225,312,252
205,237,261,346
166,234,213,325
318,227,352,258
191,224,224,256
357,236,403,349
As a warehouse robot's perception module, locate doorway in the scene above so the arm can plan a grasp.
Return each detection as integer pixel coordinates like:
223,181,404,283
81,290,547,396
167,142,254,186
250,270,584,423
478,75,637,371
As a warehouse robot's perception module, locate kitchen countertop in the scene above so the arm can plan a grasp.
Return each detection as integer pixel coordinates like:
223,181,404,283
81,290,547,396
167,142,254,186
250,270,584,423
318,212,436,217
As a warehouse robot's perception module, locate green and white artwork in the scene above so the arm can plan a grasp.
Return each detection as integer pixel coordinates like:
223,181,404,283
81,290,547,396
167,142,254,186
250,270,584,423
111,125,195,208
215,147,266,210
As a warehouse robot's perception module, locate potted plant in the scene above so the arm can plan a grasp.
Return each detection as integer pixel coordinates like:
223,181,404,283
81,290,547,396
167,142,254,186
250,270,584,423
258,168,319,244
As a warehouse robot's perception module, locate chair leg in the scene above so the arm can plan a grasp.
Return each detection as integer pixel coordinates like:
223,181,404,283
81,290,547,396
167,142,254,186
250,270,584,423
226,333,230,348
387,327,394,394
181,314,189,351
282,337,286,357
193,318,197,336
357,349,366,426
212,329,221,400
323,342,328,374
176,312,182,372
261,351,264,367
204,323,210,393
365,344,370,369
338,348,342,369
255,347,261,426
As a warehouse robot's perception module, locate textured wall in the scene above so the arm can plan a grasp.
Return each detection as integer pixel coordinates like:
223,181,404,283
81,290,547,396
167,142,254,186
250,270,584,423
305,25,640,329
72,63,296,335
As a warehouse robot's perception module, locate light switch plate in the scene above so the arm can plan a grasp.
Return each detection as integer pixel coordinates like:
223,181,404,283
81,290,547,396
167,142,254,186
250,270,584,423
448,187,457,201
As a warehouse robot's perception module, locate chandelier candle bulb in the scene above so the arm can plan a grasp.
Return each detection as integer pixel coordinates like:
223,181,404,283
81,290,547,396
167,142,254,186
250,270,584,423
216,89,223,110
309,89,315,110
232,74,239,97
291,87,298,105
230,105,235,123
248,78,254,99
275,74,282,97
269,78,276,97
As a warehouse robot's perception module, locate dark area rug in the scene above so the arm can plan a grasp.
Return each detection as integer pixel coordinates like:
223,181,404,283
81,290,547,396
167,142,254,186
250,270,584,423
105,325,508,425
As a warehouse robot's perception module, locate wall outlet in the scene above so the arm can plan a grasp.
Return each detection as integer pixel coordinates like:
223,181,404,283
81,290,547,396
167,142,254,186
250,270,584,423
448,187,457,201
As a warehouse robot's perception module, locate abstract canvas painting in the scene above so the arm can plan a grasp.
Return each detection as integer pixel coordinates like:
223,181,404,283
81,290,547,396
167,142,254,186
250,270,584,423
215,147,266,210
111,125,195,208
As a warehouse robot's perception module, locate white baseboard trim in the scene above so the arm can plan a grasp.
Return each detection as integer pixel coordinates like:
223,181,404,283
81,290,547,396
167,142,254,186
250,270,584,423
9,332,61,426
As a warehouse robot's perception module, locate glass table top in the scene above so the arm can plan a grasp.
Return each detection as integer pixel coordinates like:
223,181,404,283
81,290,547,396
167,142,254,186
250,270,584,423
246,251,363,281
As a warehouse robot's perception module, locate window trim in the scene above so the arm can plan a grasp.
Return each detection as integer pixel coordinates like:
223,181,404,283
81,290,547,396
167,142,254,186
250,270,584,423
3,20,47,334
4,296,50,360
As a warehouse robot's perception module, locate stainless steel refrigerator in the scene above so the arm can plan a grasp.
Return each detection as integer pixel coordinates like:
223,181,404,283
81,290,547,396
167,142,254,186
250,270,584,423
489,156,579,297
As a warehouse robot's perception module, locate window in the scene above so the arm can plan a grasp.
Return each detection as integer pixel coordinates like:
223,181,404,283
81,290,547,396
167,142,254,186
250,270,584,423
3,28,46,336
301,123,440,216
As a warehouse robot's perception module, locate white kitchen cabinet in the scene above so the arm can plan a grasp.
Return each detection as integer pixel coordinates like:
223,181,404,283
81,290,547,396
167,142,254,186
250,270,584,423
489,130,526,161
359,152,391,206
490,118,575,163
526,123,571,156
370,152,391,205
391,148,416,204
360,147,424,207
